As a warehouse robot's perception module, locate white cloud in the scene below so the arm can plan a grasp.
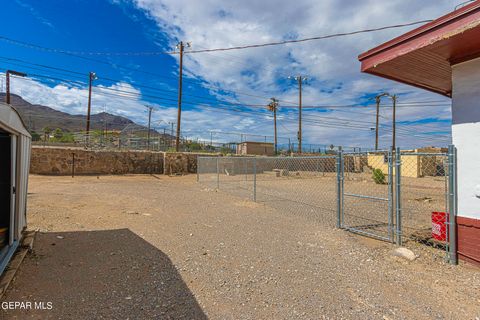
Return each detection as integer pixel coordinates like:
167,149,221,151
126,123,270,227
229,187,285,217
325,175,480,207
6,1,457,149
15,0,55,29
6,74,274,144
6,71,451,148
128,0,454,148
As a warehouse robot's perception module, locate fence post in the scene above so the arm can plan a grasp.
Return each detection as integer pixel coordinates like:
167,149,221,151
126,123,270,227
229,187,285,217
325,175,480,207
387,150,393,242
71,153,75,178
336,150,343,228
253,157,257,202
395,147,402,246
244,157,247,182
196,157,200,182
448,144,458,265
216,157,220,189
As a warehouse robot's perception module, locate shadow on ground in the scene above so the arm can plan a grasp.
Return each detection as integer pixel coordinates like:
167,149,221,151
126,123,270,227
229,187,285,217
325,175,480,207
2,229,206,319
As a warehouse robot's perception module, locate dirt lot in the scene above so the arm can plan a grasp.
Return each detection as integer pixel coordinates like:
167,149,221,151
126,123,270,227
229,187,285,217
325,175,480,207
206,170,450,241
1,174,479,319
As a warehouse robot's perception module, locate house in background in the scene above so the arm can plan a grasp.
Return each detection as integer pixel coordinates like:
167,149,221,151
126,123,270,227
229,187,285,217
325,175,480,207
237,141,274,156
0,101,31,275
367,148,447,178
359,1,480,265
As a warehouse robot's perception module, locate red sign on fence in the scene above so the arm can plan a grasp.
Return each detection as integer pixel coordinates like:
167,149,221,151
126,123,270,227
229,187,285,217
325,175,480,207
432,211,448,242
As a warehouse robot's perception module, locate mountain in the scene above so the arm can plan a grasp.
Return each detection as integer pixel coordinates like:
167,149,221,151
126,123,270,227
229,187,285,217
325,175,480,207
0,93,154,134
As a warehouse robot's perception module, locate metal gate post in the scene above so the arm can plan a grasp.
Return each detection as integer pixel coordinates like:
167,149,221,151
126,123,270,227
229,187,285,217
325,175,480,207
216,157,220,189
341,151,345,227
448,145,458,265
253,157,257,202
336,151,344,228
395,147,402,245
387,150,393,242
244,157,247,182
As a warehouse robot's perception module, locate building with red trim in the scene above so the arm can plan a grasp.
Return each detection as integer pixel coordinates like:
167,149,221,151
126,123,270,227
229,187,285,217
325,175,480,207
359,1,480,266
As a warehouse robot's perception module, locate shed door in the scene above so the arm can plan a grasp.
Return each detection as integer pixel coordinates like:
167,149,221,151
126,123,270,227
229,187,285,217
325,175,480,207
9,135,16,246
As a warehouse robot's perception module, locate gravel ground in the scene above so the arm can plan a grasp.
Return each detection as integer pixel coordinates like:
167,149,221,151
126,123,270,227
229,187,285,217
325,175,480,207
204,171,450,241
1,174,479,319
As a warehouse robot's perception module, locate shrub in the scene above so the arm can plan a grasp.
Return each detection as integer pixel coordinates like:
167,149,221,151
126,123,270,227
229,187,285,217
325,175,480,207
372,168,386,184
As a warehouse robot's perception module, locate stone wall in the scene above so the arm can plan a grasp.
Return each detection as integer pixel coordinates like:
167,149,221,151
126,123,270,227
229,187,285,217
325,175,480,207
30,146,219,176
163,152,218,175
31,146,164,175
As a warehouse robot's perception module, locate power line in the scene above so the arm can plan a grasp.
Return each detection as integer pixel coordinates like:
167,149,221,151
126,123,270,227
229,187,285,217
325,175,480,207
182,20,433,54
0,35,175,56
0,55,299,105
9,71,448,122
0,20,432,56
9,67,448,114
7,71,451,142
1,46,451,113
10,72,451,141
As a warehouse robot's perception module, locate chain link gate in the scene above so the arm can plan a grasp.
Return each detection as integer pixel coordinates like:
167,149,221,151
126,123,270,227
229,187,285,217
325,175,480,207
336,146,457,264
338,150,394,242
397,146,457,263
198,146,458,265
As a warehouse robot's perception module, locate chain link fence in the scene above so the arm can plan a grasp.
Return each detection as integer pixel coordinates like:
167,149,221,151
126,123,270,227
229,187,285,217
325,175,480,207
198,146,458,264
340,150,394,241
398,150,455,259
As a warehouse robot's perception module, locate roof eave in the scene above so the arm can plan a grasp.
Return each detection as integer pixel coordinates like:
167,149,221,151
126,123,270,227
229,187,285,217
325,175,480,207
358,1,480,62
363,68,452,97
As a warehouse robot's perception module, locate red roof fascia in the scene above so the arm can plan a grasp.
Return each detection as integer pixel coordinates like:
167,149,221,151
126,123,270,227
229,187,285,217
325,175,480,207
358,1,480,70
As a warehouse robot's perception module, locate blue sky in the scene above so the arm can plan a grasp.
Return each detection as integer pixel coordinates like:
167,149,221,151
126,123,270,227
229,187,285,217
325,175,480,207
0,0,457,148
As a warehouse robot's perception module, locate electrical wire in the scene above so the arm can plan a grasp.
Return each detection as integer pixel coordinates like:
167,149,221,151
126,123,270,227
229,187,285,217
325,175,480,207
0,20,432,56
7,69,451,143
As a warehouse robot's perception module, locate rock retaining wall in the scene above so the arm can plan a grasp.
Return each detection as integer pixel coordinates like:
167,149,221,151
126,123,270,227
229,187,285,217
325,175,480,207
30,146,164,175
30,146,218,176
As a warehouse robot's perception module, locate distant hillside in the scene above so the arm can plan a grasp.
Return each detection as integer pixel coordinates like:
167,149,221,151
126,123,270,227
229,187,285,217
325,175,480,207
0,93,156,134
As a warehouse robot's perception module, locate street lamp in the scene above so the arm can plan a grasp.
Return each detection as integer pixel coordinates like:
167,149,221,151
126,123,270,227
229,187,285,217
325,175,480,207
5,70,27,104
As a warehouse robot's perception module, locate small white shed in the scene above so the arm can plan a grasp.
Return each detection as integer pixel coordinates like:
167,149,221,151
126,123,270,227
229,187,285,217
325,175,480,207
0,101,31,275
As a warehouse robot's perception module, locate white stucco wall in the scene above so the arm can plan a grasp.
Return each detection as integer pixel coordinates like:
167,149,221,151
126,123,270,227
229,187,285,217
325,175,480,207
452,57,480,220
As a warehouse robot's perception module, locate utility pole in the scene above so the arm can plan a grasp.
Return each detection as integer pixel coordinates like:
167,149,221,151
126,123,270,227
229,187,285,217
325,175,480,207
175,41,191,151
5,70,27,104
86,72,97,146
289,75,307,153
268,98,279,154
375,92,397,151
146,105,153,150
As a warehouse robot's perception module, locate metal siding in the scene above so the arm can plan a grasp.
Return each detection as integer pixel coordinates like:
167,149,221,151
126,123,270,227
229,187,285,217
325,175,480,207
0,104,31,241
16,135,30,238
